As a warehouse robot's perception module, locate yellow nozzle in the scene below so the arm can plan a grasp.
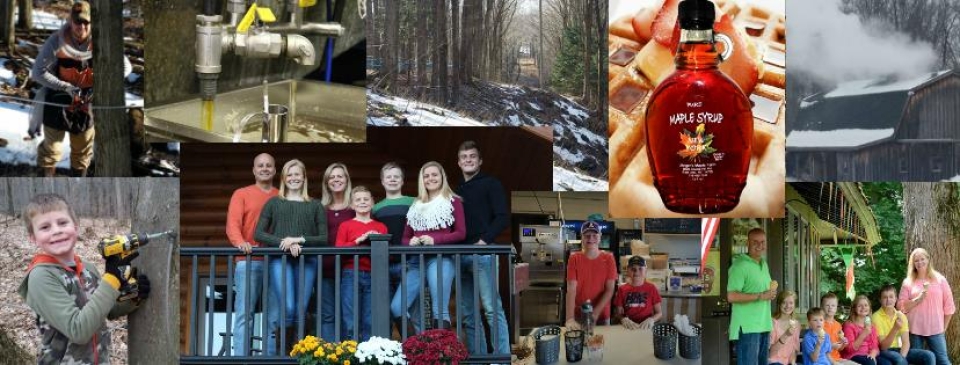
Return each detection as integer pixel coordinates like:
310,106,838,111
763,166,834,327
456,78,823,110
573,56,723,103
299,0,317,7
237,4,278,34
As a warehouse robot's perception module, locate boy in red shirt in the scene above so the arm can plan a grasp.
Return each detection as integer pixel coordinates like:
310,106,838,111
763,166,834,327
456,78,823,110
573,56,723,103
335,186,387,341
614,256,662,330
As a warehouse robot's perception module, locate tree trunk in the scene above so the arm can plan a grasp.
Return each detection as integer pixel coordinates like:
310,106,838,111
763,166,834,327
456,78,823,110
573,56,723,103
450,0,460,104
16,0,32,31
127,178,180,365
93,0,131,176
417,0,428,99
1,0,13,52
437,0,448,104
903,182,960,361
385,0,399,90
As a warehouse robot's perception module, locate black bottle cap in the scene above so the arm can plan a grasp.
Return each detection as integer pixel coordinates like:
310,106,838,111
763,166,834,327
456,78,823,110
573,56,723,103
678,0,716,30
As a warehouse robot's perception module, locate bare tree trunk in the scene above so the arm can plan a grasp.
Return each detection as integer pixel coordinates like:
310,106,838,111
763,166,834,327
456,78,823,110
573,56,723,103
93,0,131,176
385,0,399,90
127,178,180,365
437,0,448,105
417,0,428,99
903,182,960,361
451,0,460,104
1,0,13,52
16,0,32,30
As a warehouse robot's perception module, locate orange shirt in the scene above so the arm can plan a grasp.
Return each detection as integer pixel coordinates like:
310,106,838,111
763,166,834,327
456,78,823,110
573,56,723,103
226,185,279,260
823,318,844,361
566,251,618,321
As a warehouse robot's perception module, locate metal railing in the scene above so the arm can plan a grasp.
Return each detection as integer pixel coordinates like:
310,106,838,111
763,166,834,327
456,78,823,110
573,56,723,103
181,236,514,364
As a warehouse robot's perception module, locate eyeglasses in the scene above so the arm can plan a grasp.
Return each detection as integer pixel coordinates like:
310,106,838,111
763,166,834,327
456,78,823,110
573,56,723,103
73,19,90,26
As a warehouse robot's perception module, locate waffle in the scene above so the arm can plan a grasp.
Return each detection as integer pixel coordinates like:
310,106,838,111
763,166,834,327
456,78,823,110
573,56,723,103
607,0,786,218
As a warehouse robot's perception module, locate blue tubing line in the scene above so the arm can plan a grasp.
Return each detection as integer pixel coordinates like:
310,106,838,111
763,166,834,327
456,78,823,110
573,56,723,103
324,0,334,82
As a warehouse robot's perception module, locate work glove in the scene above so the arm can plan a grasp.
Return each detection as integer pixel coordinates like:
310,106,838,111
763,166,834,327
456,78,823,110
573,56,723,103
118,268,151,303
103,254,127,283
64,85,81,99
639,318,656,330
621,317,637,330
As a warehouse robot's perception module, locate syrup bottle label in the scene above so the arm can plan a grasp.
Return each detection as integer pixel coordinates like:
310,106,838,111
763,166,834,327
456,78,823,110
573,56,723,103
674,119,724,182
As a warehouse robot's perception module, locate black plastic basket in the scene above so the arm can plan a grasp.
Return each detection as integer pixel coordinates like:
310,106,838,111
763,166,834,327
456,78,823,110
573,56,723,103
679,324,702,359
534,325,562,364
653,322,678,360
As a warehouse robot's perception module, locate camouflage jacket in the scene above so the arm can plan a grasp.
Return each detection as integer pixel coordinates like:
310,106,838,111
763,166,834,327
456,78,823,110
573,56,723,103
17,254,137,365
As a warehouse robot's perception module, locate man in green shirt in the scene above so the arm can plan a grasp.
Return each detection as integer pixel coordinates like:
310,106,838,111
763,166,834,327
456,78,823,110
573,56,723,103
727,228,777,365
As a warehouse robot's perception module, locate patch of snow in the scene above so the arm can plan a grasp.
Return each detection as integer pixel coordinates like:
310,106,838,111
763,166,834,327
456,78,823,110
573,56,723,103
553,99,589,120
553,166,608,191
824,70,952,98
125,92,144,108
32,10,66,31
528,102,542,111
0,59,16,85
507,114,522,126
367,91,485,127
0,102,71,169
943,175,960,182
787,128,895,148
555,146,584,164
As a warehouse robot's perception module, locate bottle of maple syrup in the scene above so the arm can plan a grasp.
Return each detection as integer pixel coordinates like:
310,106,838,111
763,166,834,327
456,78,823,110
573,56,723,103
644,0,753,214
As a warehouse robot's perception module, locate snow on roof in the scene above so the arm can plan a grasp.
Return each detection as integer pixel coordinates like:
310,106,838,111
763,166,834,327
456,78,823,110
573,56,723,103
823,70,953,98
787,128,895,149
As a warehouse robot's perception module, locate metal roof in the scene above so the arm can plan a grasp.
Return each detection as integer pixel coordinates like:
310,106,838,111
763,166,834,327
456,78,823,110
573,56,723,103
788,70,957,151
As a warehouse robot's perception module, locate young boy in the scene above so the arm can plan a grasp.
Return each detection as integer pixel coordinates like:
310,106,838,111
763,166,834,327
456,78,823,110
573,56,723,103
873,285,936,365
336,186,388,341
822,292,860,365
613,256,662,330
17,193,147,364
802,308,832,365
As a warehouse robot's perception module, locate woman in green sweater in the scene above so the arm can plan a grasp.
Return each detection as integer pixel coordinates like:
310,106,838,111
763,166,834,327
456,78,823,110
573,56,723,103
255,159,328,350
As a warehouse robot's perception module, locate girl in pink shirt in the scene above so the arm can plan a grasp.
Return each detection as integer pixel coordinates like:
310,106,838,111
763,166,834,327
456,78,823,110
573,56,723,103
768,290,800,365
898,248,955,365
842,295,880,364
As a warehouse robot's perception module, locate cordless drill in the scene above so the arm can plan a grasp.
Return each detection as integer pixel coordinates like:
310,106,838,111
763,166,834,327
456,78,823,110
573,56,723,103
98,231,174,301
98,231,174,261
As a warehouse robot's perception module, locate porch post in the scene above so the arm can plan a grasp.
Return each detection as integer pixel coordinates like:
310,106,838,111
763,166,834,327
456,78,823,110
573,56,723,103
370,235,392,338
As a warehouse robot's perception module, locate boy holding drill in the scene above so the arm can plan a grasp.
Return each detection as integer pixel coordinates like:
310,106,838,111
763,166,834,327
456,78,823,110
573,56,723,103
17,194,149,364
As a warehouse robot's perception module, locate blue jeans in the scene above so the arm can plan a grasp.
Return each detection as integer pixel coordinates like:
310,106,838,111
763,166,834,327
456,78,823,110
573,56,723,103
232,260,279,356
391,259,426,330
427,256,455,322
851,355,879,365
910,333,952,365
268,256,317,328
884,348,937,365
389,261,422,331
459,255,510,355
735,329,768,365
317,275,336,342
341,269,372,341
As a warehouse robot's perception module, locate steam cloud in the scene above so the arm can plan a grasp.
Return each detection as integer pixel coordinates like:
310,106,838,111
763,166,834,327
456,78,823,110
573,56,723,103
788,0,938,84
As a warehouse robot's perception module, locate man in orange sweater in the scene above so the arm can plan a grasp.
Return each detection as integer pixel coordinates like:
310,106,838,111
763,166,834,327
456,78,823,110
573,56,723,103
226,153,279,356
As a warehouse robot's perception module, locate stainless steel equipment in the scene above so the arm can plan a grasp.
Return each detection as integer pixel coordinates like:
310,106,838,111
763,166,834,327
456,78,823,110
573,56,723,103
518,225,574,335
519,225,574,285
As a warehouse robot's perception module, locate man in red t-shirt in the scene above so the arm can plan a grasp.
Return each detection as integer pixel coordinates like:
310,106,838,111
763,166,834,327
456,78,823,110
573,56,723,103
614,256,662,330
565,220,617,329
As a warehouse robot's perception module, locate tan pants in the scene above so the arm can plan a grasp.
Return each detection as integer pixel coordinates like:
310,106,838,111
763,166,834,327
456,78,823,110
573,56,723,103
37,125,95,170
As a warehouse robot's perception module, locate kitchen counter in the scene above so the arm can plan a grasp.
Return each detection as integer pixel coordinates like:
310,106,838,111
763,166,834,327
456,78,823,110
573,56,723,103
516,325,701,364
660,291,705,298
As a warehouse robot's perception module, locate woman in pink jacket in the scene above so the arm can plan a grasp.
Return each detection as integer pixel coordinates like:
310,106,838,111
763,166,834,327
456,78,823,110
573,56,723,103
898,248,955,365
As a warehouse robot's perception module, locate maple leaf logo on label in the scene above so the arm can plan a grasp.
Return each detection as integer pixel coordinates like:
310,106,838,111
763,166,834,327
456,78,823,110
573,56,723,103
678,123,717,161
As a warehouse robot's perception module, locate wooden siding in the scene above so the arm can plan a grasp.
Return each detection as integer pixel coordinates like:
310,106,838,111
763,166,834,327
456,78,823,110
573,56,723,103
899,75,960,140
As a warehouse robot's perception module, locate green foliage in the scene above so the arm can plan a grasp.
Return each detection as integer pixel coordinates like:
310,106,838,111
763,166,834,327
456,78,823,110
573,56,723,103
549,26,599,96
819,183,906,312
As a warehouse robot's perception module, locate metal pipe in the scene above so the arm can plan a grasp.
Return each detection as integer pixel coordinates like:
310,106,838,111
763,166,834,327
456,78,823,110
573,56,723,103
285,33,316,65
226,0,247,27
269,22,344,37
195,14,223,100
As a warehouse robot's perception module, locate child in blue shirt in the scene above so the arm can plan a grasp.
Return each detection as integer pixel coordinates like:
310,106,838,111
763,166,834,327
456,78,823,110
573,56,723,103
802,307,833,365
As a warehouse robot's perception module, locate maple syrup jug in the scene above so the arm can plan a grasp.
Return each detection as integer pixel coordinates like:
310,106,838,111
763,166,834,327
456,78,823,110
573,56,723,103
644,0,753,214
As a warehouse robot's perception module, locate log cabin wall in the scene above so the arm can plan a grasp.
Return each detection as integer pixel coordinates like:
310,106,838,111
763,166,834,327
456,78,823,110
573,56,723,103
898,75,960,140
178,126,552,352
